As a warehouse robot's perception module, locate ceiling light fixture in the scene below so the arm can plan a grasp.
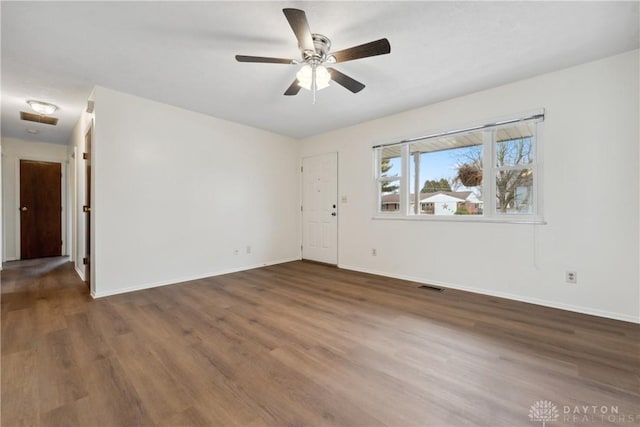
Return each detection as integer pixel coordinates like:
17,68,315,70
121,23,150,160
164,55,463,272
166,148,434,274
296,63,331,104
27,100,58,115
296,64,331,91
26,128,40,135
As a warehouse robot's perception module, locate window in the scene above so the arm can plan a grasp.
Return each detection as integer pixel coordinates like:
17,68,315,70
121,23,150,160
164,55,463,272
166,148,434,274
374,113,543,222
377,146,402,212
494,122,535,214
408,130,484,216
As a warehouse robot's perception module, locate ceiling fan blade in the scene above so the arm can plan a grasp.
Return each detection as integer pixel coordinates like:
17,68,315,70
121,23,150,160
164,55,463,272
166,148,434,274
283,8,315,53
327,68,365,93
284,79,302,96
235,55,295,64
331,38,391,63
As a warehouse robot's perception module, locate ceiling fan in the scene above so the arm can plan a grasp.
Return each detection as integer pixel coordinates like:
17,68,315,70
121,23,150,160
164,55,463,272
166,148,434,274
235,8,391,102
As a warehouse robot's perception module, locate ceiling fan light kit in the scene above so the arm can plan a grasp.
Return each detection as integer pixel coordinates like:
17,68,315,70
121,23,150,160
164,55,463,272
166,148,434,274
235,8,391,103
296,64,331,91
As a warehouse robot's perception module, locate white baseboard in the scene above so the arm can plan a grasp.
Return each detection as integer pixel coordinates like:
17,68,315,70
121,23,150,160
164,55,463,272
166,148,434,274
74,265,86,281
338,264,640,325
91,257,299,299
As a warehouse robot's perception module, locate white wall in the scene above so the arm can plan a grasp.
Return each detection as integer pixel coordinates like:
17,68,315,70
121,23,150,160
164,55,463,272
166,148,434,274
300,50,640,323
1,137,70,261
90,87,300,297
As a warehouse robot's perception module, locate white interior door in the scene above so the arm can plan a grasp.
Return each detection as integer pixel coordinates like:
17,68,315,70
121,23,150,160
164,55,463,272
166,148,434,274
302,152,337,264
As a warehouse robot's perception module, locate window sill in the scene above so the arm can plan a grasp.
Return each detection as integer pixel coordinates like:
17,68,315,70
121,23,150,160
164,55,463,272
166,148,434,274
372,214,546,225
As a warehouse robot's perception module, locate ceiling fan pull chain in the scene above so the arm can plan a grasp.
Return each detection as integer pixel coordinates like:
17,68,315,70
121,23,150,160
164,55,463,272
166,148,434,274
312,64,317,104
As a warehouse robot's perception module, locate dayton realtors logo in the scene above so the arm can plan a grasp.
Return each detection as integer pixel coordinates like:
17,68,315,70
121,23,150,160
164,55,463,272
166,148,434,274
529,400,560,427
529,401,639,425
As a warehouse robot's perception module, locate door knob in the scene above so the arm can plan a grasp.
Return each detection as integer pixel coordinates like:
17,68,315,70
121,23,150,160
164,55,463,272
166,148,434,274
20,206,27,212
331,212,336,216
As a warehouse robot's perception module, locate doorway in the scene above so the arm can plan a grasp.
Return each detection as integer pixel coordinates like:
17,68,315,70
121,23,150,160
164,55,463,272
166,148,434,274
301,152,338,264
84,127,92,285
19,160,62,259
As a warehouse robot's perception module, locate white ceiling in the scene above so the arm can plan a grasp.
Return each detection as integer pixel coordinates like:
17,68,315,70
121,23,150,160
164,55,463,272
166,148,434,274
2,1,638,145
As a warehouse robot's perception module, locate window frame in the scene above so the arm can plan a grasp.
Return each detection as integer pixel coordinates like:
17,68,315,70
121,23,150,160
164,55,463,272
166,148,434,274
373,112,545,224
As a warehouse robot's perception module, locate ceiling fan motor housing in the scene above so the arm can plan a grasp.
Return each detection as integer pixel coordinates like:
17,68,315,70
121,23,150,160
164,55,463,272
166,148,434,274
303,34,332,63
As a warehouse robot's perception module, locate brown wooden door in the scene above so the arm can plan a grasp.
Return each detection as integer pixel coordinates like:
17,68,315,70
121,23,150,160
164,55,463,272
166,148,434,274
19,160,62,259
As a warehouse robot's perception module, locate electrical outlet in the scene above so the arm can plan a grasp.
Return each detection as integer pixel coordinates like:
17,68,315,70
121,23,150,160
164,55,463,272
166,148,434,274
372,248,377,256
566,271,577,284
246,245,251,254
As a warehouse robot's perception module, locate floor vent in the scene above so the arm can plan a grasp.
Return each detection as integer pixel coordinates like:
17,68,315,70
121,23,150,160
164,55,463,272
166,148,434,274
20,111,58,125
418,284,444,292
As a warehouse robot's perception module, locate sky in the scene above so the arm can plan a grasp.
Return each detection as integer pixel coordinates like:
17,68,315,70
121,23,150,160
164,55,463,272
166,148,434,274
385,146,480,193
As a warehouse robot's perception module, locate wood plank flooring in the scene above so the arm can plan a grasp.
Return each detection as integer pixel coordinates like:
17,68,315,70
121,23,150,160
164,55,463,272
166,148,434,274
2,257,639,426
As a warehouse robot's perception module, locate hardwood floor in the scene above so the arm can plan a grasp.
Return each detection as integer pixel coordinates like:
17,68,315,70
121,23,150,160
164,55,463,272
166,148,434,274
2,258,639,426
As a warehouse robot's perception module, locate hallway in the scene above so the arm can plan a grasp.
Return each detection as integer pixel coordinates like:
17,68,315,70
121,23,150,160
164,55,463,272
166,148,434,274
1,258,93,425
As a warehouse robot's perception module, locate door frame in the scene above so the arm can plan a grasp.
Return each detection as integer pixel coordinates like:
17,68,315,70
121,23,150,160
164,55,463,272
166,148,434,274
300,151,339,265
14,155,68,259
83,125,92,289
